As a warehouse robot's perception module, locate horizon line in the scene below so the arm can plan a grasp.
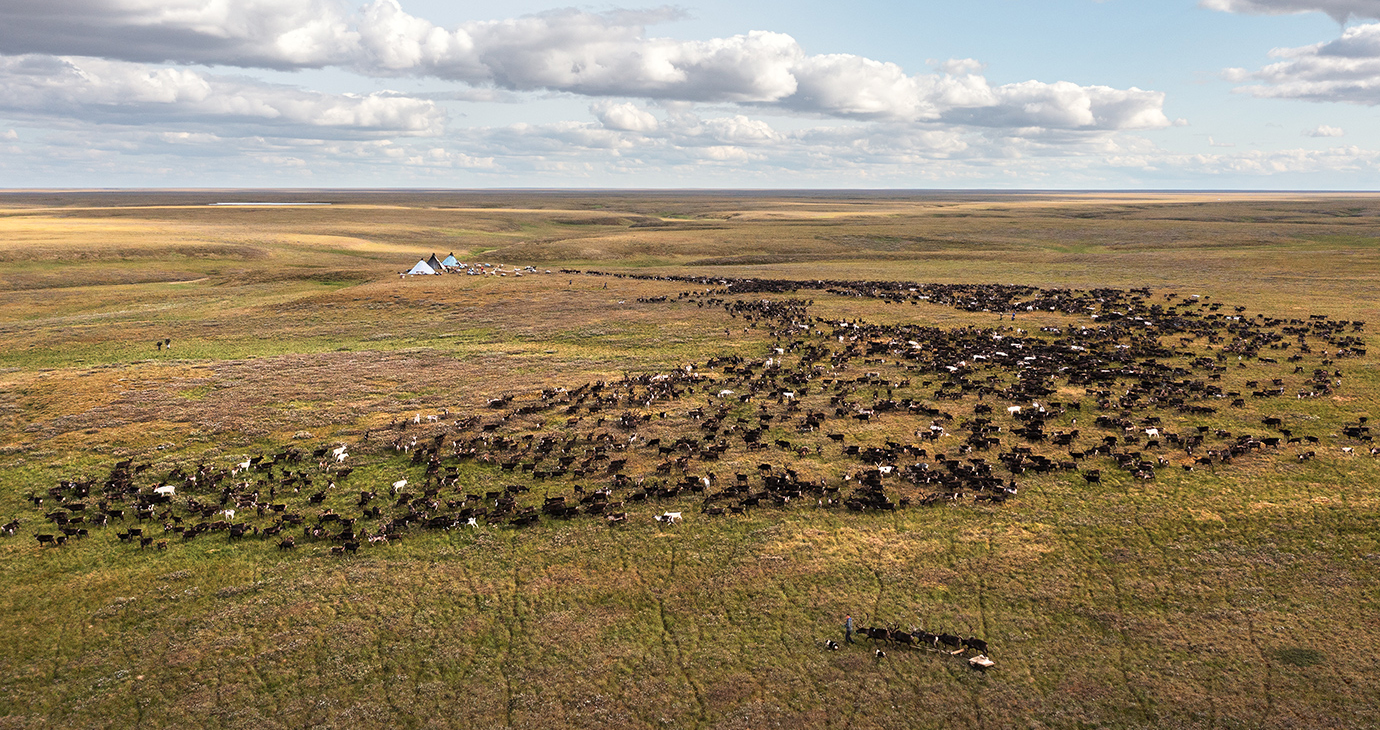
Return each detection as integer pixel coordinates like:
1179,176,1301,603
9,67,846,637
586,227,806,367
1,187,1379,195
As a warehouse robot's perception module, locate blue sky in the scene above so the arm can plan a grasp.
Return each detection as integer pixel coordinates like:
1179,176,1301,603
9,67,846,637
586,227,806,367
1,0,1378,188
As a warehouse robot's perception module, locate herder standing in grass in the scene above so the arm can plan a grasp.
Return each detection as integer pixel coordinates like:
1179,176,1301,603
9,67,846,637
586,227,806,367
844,615,855,645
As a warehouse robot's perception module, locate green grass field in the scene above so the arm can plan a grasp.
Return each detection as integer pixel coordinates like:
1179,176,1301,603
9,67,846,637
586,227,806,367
1,191,1379,729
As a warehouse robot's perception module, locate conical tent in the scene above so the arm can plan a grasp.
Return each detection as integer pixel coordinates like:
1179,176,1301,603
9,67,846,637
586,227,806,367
441,253,458,267
426,253,445,271
407,259,437,275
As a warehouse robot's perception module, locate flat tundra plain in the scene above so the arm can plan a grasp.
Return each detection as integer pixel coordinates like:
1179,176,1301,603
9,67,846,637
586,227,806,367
1,190,1378,729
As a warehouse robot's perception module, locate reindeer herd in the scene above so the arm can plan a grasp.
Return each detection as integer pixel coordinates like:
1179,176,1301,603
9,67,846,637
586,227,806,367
827,623,992,670
854,624,988,656
6,271,1372,560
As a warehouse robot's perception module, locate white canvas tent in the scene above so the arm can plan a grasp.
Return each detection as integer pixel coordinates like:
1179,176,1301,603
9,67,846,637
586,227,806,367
407,259,438,275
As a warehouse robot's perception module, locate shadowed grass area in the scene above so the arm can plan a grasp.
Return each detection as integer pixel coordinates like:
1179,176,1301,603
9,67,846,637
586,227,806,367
0,191,1379,729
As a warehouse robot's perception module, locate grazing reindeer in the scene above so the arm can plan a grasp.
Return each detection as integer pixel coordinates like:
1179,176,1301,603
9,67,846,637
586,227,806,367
962,636,989,654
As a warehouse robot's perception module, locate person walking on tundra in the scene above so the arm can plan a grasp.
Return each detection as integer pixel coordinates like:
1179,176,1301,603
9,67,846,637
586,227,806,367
844,614,855,644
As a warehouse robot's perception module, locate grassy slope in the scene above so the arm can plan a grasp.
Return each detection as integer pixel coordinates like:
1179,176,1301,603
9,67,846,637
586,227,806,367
0,193,1378,729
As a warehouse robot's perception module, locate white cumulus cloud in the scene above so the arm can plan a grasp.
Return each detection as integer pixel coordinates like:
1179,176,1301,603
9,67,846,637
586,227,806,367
0,0,360,68
1201,0,1380,22
592,101,659,132
0,0,1169,131
1231,22,1380,104
1305,124,1346,135
354,5,1169,130
938,79,1168,130
0,0,1210,186
0,55,445,137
